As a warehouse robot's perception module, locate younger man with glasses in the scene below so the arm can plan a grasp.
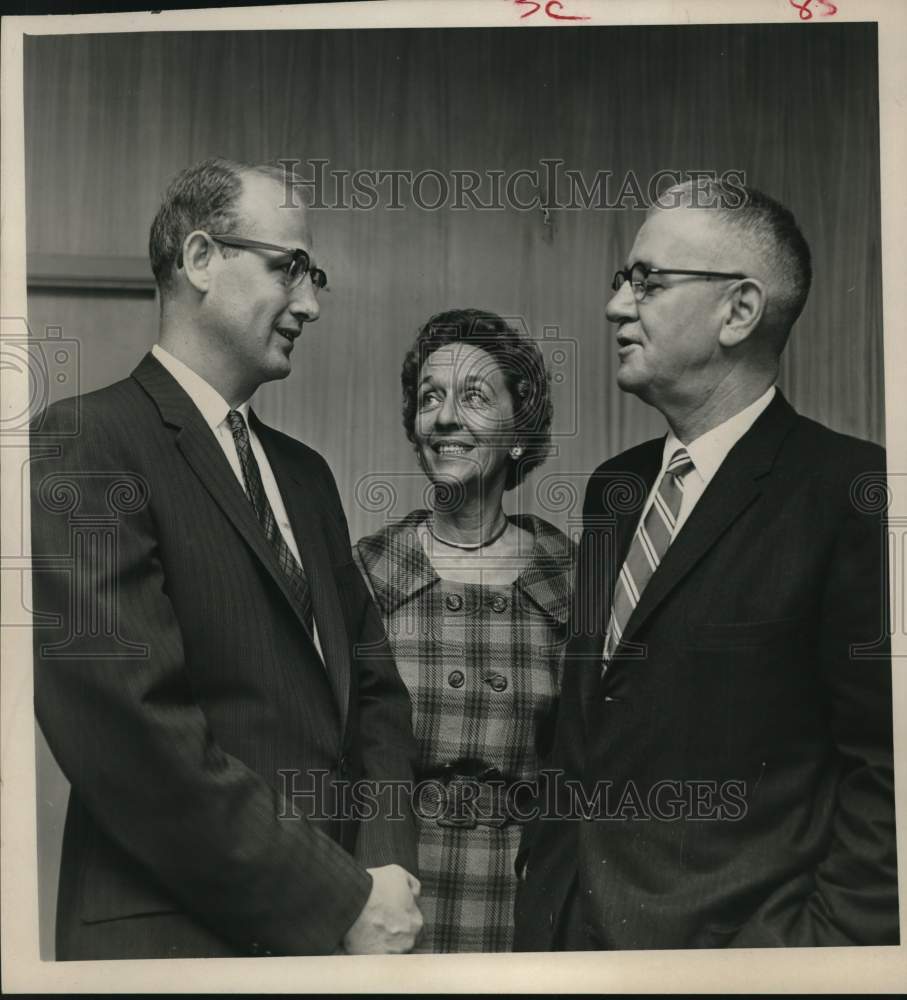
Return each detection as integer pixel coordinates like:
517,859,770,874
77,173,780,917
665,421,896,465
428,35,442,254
31,158,422,958
515,180,898,949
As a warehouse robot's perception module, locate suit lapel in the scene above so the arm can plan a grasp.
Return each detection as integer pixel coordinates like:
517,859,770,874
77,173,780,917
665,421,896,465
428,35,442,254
253,415,351,730
575,442,662,721
131,354,325,661
616,392,798,651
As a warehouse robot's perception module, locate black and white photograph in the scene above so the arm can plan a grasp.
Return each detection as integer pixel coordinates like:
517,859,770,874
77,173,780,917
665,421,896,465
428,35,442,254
1,0,905,992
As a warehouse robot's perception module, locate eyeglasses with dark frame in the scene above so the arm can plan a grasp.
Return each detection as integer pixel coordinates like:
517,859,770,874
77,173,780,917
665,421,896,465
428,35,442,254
612,263,746,302
209,234,328,291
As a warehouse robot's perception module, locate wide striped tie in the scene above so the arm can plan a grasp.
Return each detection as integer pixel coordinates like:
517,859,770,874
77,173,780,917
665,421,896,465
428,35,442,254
602,448,694,665
226,410,315,633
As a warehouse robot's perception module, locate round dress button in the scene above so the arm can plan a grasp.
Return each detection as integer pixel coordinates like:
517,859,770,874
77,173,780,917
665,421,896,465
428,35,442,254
490,595,508,613
448,670,465,688
489,674,508,692
445,593,463,611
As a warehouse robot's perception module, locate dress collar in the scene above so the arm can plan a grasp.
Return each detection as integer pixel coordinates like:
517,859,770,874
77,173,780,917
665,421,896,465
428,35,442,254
355,510,575,625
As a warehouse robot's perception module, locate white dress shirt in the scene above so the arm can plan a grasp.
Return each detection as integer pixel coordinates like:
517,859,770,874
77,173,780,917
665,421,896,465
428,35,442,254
152,344,303,566
638,386,776,541
152,345,324,658
151,345,324,662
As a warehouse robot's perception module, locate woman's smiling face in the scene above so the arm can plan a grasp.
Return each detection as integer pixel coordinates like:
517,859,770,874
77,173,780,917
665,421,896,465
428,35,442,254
414,341,516,493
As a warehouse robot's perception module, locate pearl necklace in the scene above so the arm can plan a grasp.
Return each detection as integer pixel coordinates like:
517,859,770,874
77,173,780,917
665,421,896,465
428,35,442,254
425,516,510,550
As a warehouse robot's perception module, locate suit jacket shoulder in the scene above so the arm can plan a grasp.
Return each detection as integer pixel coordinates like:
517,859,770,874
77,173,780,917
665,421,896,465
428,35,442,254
33,374,147,441
583,436,664,521
784,413,886,490
590,436,664,478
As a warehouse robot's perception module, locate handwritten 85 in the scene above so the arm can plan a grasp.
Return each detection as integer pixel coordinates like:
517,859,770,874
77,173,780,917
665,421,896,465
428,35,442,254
789,0,838,19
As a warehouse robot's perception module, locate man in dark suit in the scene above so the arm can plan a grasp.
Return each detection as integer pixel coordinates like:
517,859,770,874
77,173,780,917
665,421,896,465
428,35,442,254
514,180,898,949
30,158,422,959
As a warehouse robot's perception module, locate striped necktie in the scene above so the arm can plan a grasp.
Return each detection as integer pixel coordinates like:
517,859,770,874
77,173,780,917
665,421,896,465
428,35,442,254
603,447,694,665
226,410,314,633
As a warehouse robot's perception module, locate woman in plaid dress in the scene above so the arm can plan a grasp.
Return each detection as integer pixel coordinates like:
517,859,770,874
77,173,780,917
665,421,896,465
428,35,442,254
354,310,576,952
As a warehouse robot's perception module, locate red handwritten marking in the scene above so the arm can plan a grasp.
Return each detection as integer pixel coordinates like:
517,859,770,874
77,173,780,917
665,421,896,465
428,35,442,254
544,0,591,20
514,0,590,21
789,0,838,18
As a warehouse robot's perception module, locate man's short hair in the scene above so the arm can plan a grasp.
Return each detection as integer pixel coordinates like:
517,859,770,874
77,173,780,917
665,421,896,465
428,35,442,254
657,179,813,347
148,157,291,295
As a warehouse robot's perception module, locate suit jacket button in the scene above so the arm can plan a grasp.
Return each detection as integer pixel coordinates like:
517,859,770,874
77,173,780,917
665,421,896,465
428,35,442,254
448,670,465,688
489,674,508,692
445,593,463,611
490,595,508,613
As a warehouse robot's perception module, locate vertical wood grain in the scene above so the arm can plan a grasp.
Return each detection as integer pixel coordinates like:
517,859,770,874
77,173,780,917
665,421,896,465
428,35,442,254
23,22,883,958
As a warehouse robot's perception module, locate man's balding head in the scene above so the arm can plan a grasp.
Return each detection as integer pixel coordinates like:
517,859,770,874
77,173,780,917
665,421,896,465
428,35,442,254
655,179,812,350
606,181,812,435
150,157,321,407
148,157,296,297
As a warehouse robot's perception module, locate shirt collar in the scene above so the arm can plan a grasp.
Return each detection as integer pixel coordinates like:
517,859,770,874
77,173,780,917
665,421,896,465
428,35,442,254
151,344,251,431
661,385,776,487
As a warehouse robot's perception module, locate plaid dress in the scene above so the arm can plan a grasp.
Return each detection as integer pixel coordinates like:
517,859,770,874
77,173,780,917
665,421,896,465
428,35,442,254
354,511,576,952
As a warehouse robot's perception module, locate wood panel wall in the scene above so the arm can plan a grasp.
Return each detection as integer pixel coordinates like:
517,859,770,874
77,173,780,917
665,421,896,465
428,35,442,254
24,22,883,957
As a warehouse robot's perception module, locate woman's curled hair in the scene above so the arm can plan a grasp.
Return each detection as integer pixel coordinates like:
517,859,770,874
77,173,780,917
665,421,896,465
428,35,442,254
401,308,553,491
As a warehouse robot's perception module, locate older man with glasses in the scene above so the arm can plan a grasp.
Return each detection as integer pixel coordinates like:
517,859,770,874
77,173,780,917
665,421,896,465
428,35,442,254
30,157,422,959
514,179,898,950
